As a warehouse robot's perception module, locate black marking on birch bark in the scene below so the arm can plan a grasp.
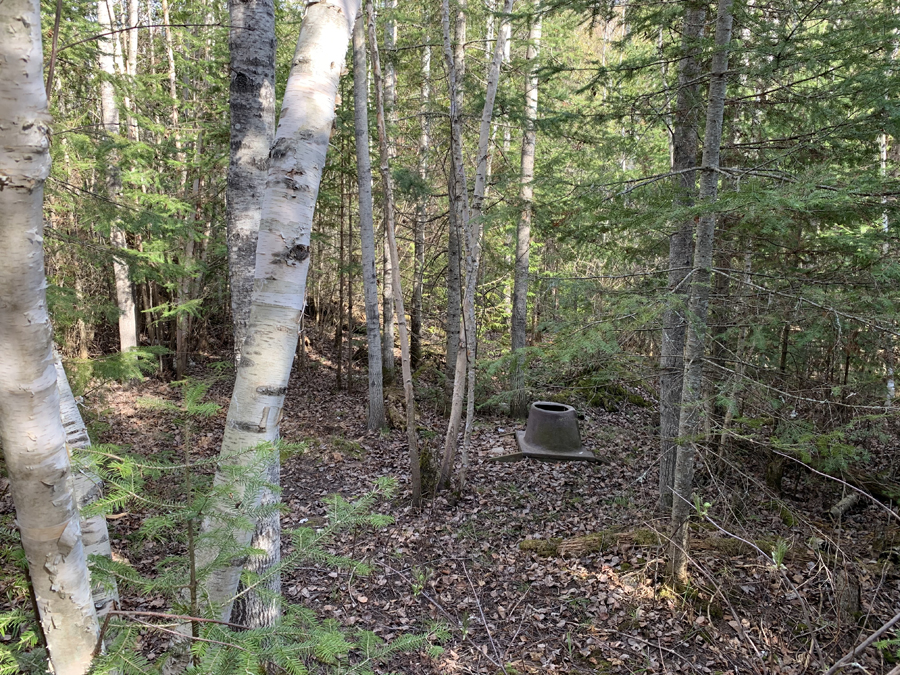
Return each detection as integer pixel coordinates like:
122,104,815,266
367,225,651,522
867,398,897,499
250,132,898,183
273,243,310,265
239,357,255,368
270,137,290,160
231,420,267,433
256,385,287,396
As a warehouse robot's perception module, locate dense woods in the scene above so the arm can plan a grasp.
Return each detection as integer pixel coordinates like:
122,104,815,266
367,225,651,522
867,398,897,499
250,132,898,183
2,0,900,672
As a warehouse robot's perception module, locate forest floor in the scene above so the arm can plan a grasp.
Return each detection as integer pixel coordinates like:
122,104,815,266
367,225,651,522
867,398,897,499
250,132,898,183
3,335,900,674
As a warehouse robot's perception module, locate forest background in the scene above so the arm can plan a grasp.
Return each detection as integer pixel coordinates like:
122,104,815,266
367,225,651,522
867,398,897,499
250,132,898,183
2,0,900,672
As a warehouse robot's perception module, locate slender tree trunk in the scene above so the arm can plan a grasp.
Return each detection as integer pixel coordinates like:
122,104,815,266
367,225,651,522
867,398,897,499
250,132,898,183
197,0,360,622
510,7,541,419
411,36,431,370
439,0,514,490
54,355,120,618
226,0,276,361
352,6,386,430
369,0,422,506
438,0,472,490
446,169,462,382
445,0,465,385
380,0,398,385
658,1,705,511
669,0,734,585
99,0,138,352
337,161,345,390
0,5,100,671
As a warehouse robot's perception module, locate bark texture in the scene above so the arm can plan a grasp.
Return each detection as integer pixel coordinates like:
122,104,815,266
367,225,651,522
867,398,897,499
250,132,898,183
510,8,542,419
438,0,473,490
439,0,514,489
55,355,120,619
669,0,734,584
226,0,276,361
0,3,100,670
98,0,138,352
352,4,387,431
369,0,422,505
198,0,360,622
658,2,706,511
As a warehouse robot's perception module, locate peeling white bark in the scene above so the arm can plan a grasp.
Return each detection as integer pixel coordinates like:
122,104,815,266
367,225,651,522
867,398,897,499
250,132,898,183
55,355,120,619
198,0,360,622
0,2,100,671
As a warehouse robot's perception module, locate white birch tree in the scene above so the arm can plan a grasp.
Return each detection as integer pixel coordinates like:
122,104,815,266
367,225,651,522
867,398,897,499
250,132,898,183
98,0,139,352
223,0,279,628
438,0,514,489
0,1,100,671
226,0,276,361
197,0,361,622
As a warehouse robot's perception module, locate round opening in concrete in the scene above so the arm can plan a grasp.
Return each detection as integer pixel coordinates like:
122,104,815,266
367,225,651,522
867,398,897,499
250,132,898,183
534,403,570,412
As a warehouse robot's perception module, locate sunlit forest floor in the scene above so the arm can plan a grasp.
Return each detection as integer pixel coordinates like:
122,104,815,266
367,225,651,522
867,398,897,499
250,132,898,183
3,332,899,674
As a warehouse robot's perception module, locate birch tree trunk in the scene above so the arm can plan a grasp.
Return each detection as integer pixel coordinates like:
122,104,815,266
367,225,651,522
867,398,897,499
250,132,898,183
369,0,422,506
658,2,706,511
197,0,360,622
510,8,541,419
226,0,276,361
380,0,397,385
438,0,514,490
669,0,734,585
352,5,387,430
55,355,120,618
99,0,138,352
0,4,100,671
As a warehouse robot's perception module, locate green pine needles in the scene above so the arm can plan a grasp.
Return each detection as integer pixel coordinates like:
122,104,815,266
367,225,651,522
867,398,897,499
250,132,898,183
0,380,442,674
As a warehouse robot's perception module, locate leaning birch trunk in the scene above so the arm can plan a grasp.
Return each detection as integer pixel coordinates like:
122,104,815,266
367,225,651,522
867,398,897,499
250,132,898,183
54,355,120,619
510,7,541,419
439,0,514,490
197,0,360,622
668,0,734,585
368,0,422,505
98,0,138,352
438,0,473,491
0,3,100,671
411,36,431,370
352,3,387,431
658,1,705,511
226,0,276,361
